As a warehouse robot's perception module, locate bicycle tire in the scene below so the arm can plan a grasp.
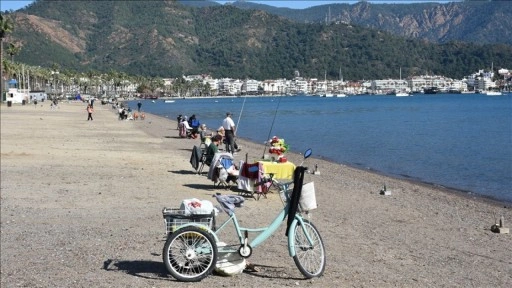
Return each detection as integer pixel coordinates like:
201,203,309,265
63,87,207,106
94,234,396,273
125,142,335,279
162,226,218,282
291,219,326,278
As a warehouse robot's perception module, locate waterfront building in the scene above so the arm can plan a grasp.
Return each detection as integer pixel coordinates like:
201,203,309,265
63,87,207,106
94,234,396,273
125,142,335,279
242,79,259,94
261,79,287,95
203,77,219,95
291,77,308,94
371,78,409,94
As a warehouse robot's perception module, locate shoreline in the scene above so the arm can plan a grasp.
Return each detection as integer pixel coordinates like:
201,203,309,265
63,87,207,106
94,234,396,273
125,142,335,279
151,108,511,208
1,102,511,287
126,95,512,206
314,154,512,207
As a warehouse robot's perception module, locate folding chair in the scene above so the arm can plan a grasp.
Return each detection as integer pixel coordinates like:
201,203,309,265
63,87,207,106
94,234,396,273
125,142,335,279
190,145,207,174
207,152,237,189
237,161,268,200
215,158,238,189
197,148,208,175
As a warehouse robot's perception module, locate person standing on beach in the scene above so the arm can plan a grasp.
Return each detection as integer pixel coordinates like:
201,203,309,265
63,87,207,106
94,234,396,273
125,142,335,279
137,101,142,112
86,104,94,121
222,112,236,154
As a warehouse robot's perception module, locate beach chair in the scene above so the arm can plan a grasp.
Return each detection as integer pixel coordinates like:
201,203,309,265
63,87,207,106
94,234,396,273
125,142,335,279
190,145,208,174
237,161,268,199
207,152,238,189
179,121,193,138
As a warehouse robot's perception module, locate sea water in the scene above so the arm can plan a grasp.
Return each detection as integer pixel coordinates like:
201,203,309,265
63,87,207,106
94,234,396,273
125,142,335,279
129,93,512,203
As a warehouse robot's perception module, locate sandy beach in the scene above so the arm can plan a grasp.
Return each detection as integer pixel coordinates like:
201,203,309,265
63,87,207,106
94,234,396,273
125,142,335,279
1,101,511,287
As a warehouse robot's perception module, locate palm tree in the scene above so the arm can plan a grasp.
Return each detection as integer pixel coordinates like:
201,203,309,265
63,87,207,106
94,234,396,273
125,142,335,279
2,57,15,80
6,42,21,62
1,14,14,99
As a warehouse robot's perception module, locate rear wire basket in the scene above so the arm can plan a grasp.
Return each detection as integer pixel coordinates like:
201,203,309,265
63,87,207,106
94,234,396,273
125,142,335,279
162,207,215,234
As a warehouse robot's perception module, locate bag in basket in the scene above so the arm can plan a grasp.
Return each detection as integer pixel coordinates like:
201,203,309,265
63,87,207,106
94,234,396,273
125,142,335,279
180,198,214,215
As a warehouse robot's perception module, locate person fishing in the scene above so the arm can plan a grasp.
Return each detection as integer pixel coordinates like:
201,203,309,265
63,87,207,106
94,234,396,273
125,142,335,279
222,112,236,154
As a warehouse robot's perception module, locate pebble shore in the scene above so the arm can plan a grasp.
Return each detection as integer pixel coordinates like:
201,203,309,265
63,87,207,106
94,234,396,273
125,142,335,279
1,102,511,287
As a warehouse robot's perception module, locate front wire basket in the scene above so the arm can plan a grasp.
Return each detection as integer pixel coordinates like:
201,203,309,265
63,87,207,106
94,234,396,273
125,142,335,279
162,207,215,234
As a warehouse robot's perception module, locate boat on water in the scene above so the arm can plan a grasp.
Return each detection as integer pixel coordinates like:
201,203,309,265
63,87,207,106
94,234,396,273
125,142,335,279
395,91,410,97
423,87,439,94
395,68,410,97
164,100,175,103
335,93,347,98
386,89,410,97
486,91,502,96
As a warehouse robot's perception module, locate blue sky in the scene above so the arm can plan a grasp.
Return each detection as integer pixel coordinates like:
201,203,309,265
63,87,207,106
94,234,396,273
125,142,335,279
1,1,455,12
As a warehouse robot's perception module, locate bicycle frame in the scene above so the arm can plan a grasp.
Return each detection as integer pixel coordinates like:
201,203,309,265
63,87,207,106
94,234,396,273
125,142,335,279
213,202,288,249
162,149,325,281
205,182,316,258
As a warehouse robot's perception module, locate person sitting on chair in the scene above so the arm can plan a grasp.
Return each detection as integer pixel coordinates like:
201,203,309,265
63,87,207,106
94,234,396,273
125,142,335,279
199,124,213,147
205,134,222,166
216,126,226,150
178,116,192,138
188,114,201,139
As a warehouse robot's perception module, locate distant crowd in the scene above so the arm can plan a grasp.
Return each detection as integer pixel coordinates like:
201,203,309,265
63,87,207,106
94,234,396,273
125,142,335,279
112,101,145,120
177,111,241,159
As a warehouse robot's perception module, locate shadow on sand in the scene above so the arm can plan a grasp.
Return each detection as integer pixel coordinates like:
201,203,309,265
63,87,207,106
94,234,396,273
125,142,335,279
168,170,198,175
103,258,170,281
104,258,304,281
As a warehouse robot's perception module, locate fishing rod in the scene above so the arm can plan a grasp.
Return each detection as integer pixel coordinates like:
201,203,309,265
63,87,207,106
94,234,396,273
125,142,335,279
230,96,246,153
261,96,283,159
236,96,247,133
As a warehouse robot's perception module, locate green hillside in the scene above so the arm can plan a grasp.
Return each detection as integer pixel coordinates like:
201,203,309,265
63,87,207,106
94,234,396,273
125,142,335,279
3,0,512,80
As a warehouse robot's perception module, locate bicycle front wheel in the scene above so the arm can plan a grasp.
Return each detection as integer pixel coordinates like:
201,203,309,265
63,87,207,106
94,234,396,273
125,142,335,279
292,219,326,278
162,226,218,282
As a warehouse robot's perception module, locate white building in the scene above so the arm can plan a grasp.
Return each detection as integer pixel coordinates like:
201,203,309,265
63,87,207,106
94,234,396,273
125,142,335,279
203,78,219,95
261,79,287,95
4,79,29,104
242,79,259,94
29,90,48,102
293,78,309,94
371,79,409,94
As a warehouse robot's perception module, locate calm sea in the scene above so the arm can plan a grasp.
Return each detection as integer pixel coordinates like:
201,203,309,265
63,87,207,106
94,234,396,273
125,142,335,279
128,93,512,203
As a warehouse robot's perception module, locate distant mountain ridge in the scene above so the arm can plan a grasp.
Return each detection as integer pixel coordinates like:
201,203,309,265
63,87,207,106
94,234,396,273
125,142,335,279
3,0,512,80
222,0,512,45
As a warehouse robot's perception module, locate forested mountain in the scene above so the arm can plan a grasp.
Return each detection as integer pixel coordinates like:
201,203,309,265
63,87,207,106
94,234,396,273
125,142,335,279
224,0,512,45
3,0,512,80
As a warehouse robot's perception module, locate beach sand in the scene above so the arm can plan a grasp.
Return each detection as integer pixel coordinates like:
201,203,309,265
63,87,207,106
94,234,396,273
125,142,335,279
1,101,511,287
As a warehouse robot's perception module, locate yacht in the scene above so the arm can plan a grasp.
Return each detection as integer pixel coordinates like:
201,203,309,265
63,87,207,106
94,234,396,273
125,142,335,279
394,91,410,97
423,87,439,94
486,90,502,96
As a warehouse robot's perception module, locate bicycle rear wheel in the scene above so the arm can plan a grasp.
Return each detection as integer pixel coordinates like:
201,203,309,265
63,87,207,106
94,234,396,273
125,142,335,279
292,219,326,278
162,226,217,282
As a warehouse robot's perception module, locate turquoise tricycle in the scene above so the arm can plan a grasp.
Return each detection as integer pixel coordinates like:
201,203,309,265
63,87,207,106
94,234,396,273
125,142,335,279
162,148,326,282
